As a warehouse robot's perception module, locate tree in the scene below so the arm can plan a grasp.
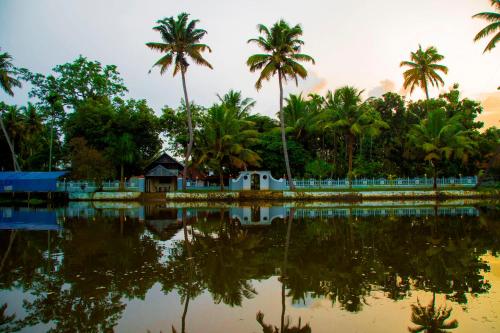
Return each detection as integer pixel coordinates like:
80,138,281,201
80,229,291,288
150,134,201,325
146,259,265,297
409,108,477,189
323,86,388,186
69,137,115,183
18,56,127,110
400,46,448,100
195,104,261,190
247,20,315,190
106,133,136,190
473,0,500,53
0,49,22,171
0,49,21,96
217,89,256,119
147,12,213,190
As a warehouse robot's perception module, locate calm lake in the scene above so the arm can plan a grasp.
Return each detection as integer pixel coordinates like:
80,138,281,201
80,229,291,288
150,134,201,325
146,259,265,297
0,200,499,333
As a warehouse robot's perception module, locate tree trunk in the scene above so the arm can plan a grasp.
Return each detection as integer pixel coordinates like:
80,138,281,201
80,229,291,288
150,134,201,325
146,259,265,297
48,107,55,171
424,80,430,100
348,134,354,189
433,162,437,190
219,170,224,191
120,164,125,190
0,115,21,171
278,71,295,190
181,70,194,191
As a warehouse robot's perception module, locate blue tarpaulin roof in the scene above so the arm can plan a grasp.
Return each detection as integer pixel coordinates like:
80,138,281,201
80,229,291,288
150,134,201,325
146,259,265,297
0,171,67,192
0,171,67,180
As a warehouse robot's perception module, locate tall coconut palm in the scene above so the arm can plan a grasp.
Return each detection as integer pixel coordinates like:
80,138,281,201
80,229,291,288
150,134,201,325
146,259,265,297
409,107,476,190
146,13,212,190
247,20,315,190
322,86,388,186
473,0,500,53
0,49,22,171
400,46,448,100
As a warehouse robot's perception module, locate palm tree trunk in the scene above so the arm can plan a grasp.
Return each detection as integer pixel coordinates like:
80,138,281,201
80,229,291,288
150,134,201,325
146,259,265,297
0,115,21,171
424,80,430,100
278,71,295,190
48,107,55,171
348,134,354,189
181,70,194,191
433,162,437,190
219,170,224,191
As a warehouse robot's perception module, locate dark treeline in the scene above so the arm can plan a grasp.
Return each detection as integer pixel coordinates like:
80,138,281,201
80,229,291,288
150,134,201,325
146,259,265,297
0,55,499,185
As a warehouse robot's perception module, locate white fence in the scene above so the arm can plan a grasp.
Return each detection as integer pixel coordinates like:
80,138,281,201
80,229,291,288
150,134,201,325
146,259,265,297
56,179,143,192
286,176,477,189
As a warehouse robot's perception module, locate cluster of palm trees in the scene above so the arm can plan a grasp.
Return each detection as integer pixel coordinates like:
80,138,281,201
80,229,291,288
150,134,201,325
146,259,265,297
147,2,499,190
1,2,497,184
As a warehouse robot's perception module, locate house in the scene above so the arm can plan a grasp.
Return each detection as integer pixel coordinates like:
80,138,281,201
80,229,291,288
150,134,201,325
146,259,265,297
144,153,183,192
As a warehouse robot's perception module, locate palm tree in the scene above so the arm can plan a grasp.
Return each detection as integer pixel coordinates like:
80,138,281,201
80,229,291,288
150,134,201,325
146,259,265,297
0,49,21,171
283,93,319,141
0,49,21,96
195,104,261,190
217,89,256,119
400,46,448,100
147,13,212,190
247,20,315,190
473,0,500,53
409,107,477,190
322,86,388,186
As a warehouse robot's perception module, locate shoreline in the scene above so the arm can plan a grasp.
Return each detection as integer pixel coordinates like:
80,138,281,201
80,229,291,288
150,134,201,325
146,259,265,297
62,189,500,202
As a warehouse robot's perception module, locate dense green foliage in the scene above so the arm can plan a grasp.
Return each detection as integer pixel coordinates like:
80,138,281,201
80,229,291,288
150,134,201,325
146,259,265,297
0,9,499,182
0,57,163,178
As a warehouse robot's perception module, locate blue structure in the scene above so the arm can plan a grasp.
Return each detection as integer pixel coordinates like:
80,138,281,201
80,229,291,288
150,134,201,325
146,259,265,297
0,171,67,193
0,208,61,230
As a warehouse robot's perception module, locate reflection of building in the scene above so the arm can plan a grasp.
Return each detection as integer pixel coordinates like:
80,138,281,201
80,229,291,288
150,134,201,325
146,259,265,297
230,205,479,225
0,207,62,230
144,153,183,192
230,206,285,225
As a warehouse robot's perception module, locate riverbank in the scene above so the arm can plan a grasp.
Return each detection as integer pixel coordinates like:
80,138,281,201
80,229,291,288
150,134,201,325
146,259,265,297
64,188,499,202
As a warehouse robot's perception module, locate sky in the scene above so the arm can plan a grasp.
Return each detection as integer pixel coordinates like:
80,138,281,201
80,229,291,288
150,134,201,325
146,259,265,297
0,0,499,128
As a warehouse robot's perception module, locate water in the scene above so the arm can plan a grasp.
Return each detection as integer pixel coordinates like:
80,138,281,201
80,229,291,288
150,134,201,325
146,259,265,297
0,200,499,332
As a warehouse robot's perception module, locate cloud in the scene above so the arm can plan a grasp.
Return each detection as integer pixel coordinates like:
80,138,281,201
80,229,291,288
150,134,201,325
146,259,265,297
478,91,500,129
283,70,327,96
368,79,396,97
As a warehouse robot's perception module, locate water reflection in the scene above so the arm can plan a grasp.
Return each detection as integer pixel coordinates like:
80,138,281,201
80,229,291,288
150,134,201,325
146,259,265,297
0,202,498,332
409,297,458,333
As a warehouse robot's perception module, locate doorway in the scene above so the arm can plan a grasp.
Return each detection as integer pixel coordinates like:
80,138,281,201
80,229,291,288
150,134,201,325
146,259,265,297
251,174,260,190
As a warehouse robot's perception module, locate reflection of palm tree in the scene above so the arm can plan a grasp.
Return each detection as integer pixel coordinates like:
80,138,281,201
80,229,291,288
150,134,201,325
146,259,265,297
408,296,458,333
256,311,311,333
0,303,17,333
257,208,312,333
